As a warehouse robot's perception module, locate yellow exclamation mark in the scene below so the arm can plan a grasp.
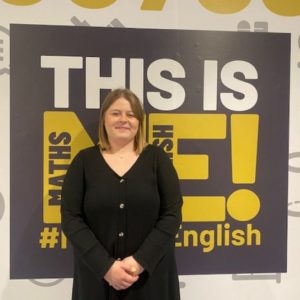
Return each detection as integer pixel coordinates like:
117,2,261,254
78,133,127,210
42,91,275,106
231,114,259,184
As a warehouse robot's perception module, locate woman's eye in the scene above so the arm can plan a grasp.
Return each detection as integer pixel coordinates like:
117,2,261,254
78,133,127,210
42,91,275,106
127,112,135,118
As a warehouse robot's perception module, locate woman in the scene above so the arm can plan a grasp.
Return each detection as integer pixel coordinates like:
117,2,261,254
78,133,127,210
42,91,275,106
61,88,183,300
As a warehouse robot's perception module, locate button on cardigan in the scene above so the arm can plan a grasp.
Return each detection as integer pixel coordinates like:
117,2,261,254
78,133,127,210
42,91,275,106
61,144,183,300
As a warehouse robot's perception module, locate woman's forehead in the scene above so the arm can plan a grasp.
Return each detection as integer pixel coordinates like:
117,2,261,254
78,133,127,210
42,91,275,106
108,97,133,110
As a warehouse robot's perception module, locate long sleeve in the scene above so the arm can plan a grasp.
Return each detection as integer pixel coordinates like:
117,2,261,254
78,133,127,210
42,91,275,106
61,151,115,281
133,146,183,274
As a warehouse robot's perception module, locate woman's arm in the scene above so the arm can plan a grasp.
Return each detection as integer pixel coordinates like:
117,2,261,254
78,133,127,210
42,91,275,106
132,146,183,274
61,151,115,281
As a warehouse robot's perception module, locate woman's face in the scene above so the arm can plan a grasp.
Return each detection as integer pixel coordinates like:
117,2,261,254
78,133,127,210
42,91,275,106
104,97,139,145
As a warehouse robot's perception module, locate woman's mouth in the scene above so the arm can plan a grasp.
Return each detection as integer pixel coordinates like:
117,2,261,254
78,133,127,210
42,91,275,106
115,126,130,130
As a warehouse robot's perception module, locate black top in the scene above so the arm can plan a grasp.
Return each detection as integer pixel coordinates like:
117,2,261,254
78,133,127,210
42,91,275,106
61,144,183,300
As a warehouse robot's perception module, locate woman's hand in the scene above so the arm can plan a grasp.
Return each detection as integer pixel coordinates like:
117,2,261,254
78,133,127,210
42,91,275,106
104,260,139,290
122,256,144,276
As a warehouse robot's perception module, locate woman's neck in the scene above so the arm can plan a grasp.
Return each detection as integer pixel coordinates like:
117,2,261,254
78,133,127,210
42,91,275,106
107,139,135,155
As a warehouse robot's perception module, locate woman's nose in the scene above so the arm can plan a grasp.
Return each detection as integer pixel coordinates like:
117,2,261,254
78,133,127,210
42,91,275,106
119,113,127,122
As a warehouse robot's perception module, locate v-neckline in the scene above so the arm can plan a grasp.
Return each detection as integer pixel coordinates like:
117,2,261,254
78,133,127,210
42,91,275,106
97,145,148,178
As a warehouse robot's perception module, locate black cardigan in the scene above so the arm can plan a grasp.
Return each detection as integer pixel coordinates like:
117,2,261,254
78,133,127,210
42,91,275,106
61,144,182,300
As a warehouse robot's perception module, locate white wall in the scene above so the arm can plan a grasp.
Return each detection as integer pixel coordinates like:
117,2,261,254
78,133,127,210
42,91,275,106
1,1,300,299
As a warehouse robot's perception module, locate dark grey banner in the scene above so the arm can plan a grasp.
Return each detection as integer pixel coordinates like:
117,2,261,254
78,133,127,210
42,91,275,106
10,24,290,278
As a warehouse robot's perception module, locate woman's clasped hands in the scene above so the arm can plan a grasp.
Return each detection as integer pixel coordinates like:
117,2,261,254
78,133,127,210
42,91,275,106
104,256,144,290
